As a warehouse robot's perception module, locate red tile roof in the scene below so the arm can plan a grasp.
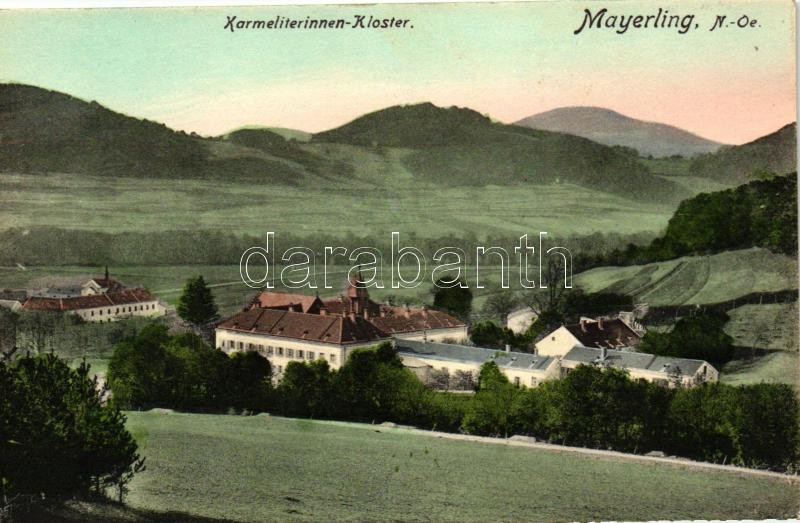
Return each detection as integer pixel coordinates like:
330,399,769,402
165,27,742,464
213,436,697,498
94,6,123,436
369,305,465,334
218,308,389,346
22,288,156,312
564,318,642,349
248,292,324,314
241,287,464,339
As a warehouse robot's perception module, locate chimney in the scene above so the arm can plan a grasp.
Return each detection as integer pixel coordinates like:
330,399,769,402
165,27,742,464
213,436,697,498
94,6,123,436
363,308,369,320
580,319,588,333
348,311,356,322
402,306,411,319
320,307,327,316
598,317,604,330
505,344,511,353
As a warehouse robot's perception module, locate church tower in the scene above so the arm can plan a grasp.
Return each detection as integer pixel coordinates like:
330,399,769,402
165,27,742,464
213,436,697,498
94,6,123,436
346,269,370,316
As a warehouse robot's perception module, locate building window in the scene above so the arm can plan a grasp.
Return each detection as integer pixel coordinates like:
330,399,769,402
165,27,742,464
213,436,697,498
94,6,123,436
287,349,294,358
267,346,274,355
116,308,119,314
513,377,520,386
278,347,284,356
91,311,94,316
308,351,315,360
329,354,336,364
99,310,103,316
530,377,537,387
238,342,243,350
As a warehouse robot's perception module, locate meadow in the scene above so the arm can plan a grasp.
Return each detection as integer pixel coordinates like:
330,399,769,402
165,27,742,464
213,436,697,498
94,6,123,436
721,351,799,387
115,411,800,522
0,171,678,238
724,302,799,352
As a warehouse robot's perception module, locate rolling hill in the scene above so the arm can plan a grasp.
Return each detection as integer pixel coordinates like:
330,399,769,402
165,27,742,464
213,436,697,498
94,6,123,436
313,102,686,201
0,87,688,202
0,84,322,185
515,106,724,158
688,123,797,183
575,248,797,307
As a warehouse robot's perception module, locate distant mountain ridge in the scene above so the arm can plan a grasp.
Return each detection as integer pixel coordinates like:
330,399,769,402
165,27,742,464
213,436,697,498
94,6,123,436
515,106,724,158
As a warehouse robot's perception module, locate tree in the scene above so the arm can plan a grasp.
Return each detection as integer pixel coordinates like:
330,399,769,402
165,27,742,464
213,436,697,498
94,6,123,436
461,362,519,436
530,365,667,452
165,333,229,409
640,311,734,366
1,354,144,514
481,291,519,324
107,324,174,409
278,359,332,417
470,320,529,351
224,350,272,411
176,275,219,327
431,278,473,320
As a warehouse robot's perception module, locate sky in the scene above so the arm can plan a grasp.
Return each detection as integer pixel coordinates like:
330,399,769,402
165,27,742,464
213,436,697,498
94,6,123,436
0,0,795,144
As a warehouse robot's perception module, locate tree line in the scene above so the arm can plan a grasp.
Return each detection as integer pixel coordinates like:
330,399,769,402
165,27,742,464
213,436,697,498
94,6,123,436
106,331,800,472
0,226,653,272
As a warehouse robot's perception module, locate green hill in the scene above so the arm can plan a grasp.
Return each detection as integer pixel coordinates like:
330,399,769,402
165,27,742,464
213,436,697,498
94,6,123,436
223,128,352,178
313,103,687,201
689,123,796,183
2,86,687,201
0,84,308,184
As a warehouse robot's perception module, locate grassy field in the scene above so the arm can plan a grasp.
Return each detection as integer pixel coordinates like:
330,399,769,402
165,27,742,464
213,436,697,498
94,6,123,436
574,248,798,306
725,302,799,352
0,171,677,238
721,351,799,387
117,411,799,522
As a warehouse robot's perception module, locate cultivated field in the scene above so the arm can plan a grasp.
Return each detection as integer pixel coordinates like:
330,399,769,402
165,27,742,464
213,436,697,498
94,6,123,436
725,302,799,352
721,351,799,387
574,248,798,306
0,172,677,238
118,411,800,522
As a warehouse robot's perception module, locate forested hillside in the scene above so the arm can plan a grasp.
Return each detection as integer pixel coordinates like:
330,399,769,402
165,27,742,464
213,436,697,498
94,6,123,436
689,124,796,183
